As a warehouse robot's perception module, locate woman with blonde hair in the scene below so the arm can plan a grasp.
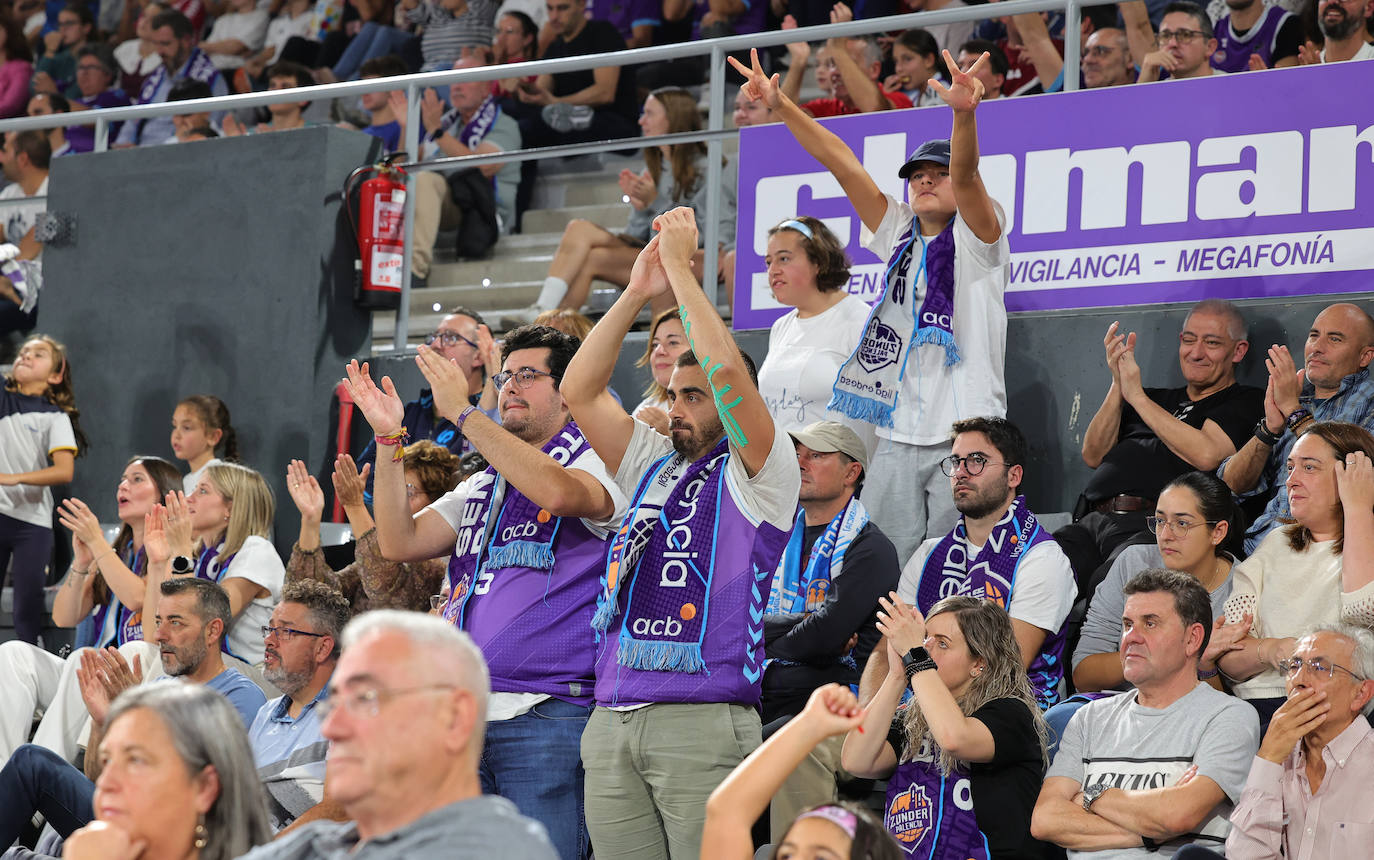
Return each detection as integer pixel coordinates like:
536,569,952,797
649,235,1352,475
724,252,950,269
144,462,283,664
506,86,737,323
842,593,1051,858
629,308,690,434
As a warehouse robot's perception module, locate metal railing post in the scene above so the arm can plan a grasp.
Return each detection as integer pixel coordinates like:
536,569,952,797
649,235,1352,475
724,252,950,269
94,117,108,153
1063,0,1082,91
395,81,422,352
703,45,725,307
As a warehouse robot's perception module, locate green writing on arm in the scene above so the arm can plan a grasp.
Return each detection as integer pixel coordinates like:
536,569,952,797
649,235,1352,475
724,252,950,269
680,304,750,447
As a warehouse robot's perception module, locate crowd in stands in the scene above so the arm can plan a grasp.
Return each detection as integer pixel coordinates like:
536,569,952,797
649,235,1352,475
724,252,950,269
0,0,1370,855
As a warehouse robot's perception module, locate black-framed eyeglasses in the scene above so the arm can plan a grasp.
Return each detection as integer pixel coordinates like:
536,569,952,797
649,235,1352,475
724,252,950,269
939,453,1007,477
1278,656,1366,682
1145,516,1219,537
261,625,326,641
425,330,479,351
318,684,457,720
492,368,555,391
1156,28,1206,44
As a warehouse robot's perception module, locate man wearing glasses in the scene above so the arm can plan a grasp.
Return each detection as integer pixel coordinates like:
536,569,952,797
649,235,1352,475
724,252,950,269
1217,626,1374,860
894,416,1076,709
354,306,497,505
1056,299,1262,596
342,324,627,860
1139,1,1226,82
1033,568,1259,856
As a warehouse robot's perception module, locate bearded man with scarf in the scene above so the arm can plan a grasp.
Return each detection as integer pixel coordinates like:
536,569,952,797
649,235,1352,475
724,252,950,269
731,47,1010,568
341,324,628,860
562,207,802,860
760,419,900,842
883,417,1076,711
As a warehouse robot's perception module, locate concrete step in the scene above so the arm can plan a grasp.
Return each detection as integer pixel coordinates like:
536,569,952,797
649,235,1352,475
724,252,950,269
521,202,629,235
430,253,553,290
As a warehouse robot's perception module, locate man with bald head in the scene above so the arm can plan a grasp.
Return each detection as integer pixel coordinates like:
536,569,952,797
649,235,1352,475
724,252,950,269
238,610,557,859
1221,302,1374,553
1082,28,1136,88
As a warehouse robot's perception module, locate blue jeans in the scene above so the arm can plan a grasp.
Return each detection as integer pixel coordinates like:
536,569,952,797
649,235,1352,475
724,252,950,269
480,697,591,860
332,22,416,80
0,744,94,849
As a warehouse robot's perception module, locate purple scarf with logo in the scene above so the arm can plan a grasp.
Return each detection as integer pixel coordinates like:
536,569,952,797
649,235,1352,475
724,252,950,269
829,215,957,429
139,47,219,104
441,422,586,624
884,735,991,858
91,545,147,648
916,496,1065,708
592,437,730,674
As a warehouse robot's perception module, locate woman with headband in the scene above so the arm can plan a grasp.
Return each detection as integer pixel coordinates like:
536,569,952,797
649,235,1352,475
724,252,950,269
756,216,873,453
703,683,902,860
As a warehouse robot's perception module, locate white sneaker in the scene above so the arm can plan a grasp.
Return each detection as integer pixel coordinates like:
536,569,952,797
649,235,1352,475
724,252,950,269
500,304,547,330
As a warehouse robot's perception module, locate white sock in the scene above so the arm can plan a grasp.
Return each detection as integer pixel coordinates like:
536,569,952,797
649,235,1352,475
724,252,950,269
536,276,568,309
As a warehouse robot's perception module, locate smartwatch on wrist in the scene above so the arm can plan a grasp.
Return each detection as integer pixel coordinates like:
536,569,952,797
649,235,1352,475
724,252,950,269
170,555,194,575
901,646,937,677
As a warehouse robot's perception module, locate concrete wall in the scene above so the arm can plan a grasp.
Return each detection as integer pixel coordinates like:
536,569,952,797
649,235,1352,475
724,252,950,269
40,127,380,548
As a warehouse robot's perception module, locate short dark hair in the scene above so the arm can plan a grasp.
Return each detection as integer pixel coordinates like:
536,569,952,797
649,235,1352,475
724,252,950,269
160,577,232,638
9,130,51,170
359,54,408,78
675,347,759,388
75,43,118,79
62,2,95,28
1161,471,1239,559
445,305,487,328
501,324,580,384
281,580,351,658
958,39,1010,78
1122,568,1213,657
766,216,851,292
950,416,1027,467
896,27,939,58
1162,0,1213,37
168,78,213,102
502,9,538,42
266,60,314,90
149,9,194,40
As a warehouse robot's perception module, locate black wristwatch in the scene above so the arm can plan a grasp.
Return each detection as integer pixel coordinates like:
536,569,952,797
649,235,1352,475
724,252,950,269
170,555,194,575
901,646,937,678
1141,835,1160,852
1252,417,1282,446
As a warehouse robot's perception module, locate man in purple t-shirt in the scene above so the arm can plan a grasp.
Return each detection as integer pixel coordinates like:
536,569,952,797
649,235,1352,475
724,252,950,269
343,324,627,860
563,208,801,860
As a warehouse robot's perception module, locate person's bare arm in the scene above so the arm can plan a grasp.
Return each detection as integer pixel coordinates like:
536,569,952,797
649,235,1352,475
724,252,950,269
1011,10,1064,88
1011,619,1046,671
1090,775,1228,840
1073,652,1126,692
1032,777,1146,850
1119,0,1155,67
274,797,349,837
930,50,1001,243
553,66,619,106
779,17,810,104
1082,323,1134,467
729,49,888,232
0,449,74,486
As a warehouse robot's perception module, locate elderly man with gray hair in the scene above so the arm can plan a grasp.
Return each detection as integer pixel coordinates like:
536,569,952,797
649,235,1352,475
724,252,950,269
1172,625,1374,860
235,610,556,860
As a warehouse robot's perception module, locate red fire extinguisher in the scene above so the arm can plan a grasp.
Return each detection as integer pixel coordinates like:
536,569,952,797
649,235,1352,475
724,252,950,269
345,155,409,310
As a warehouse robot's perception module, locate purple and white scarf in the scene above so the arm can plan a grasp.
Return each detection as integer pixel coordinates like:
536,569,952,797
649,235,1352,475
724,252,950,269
916,495,1065,708
592,437,730,673
829,216,957,429
139,48,220,105
441,421,586,625
193,540,247,662
433,95,501,150
91,545,147,648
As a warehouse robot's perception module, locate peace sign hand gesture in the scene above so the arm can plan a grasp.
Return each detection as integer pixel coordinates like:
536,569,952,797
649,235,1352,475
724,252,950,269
727,48,783,111
929,49,987,112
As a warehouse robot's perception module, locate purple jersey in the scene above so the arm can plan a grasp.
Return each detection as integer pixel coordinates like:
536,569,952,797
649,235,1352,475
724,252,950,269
1212,4,1292,72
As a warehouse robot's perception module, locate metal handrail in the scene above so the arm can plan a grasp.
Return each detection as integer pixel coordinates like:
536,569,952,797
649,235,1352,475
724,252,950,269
0,0,1112,346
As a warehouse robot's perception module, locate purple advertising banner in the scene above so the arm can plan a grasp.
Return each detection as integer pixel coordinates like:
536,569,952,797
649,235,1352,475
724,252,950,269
732,61,1374,330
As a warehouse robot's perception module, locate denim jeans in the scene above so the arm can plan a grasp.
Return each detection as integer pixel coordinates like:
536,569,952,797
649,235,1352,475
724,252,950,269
0,744,94,850
480,698,591,860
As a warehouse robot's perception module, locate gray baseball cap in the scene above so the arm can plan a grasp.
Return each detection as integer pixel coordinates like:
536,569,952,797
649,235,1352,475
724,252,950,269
788,421,869,472
898,138,952,178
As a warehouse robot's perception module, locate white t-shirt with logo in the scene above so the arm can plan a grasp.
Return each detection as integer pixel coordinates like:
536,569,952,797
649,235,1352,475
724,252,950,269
758,293,876,455
860,194,1010,446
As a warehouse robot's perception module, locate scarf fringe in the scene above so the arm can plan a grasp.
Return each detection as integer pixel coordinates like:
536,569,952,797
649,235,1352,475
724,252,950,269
617,633,707,674
915,326,962,367
485,540,556,572
827,390,896,429
591,594,618,633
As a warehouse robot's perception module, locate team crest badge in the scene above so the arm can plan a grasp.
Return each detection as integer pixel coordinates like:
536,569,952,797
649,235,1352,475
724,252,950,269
858,319,903,373
885,782,934,854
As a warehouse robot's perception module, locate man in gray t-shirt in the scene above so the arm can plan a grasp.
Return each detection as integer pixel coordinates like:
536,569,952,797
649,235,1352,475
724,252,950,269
1031,569,1259,858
